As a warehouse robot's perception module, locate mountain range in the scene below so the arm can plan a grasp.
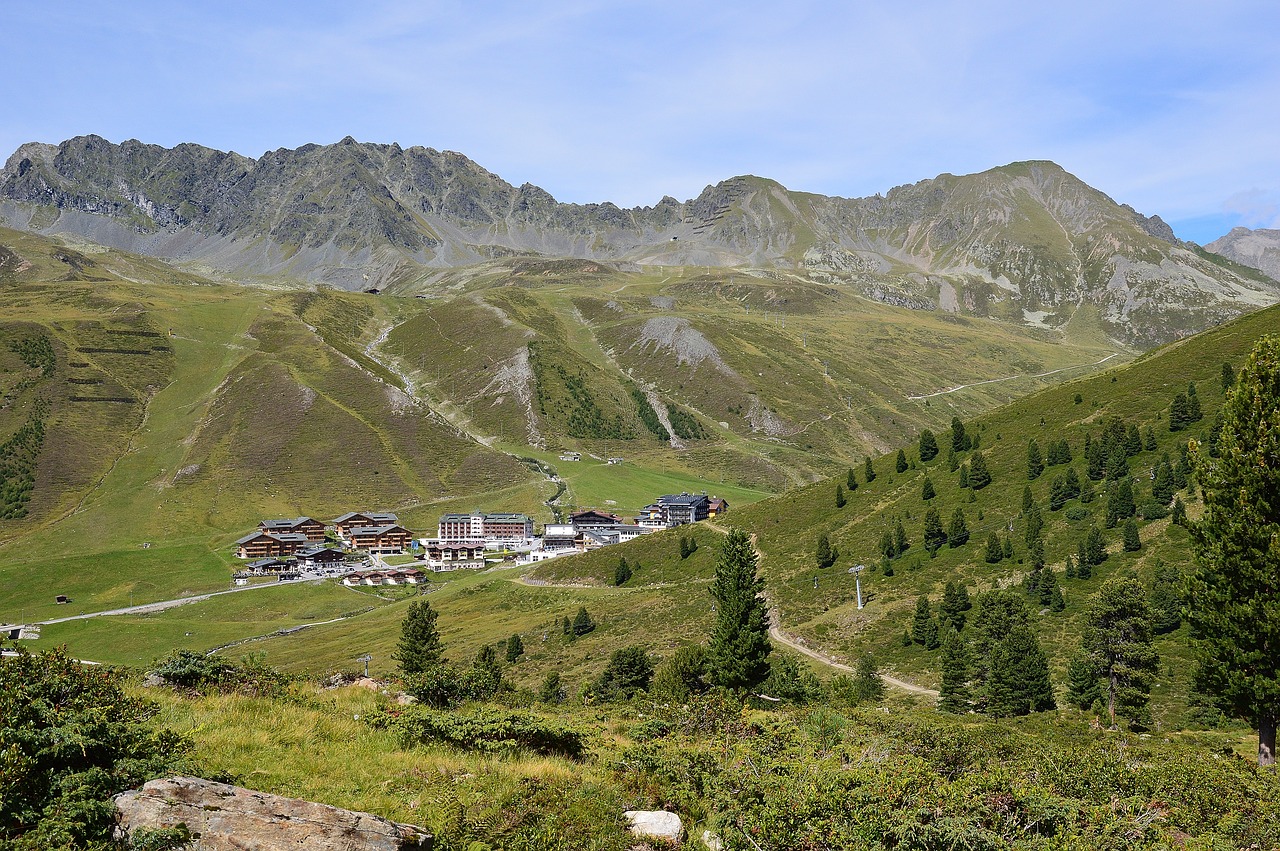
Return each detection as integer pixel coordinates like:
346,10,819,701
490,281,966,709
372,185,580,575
3,135,1277,346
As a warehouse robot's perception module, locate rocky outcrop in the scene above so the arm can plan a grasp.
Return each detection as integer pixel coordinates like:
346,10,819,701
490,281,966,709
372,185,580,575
1207,227,1280,282
623,810,684,843
114,776,431,850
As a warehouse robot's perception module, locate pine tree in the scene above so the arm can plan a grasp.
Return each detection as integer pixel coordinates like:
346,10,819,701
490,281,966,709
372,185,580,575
1106,445,1129,481
967,451,992,489
1105,478,1136,527
1149,561,1184,634
947,506,970,547
1064,466,1081,499
879,530,895,561
1171,495,1187,525
912,595,940,649
614,557,632,586
1027,536,1045,571
1187,381,1203,422
851,654,886,704
1022,485,1034,513
1050,582,1066,612
921,476,936,501
893,519,909,555
967,590,1029,712
1152,460,1174,503
572,606,596,636
1085,435,1106,480
395,600,444,675
918,428,939,462
1075,542,1092,580
984,532,1004,564
951,417,970,452
1169,393,1190,431
958,465,970,489
1001,533,1014,560
846,467,858,491
1083,525,1107,567
946,445,959,472
895,448,908,474
1064,554,1077,579
987,625,1056,717
562,615,572,636
1027,439,1044,480
815,533,838,569
1221,361,1236,390
505,633,525,663
1122,517,1141,551
1038,566,1060,609
1079,578,1159,730
1024,502,1044,545
1049,475,1069,510
706,528,772,692
1065,654,1103,711
922,508,947,554
1143,425,1157,452
834,483,846,508
539,671,564,704
939,580,970,631
864,456,876,482
1188,335,1280,764
937,625,971,713
595,646,654,700
1125,424,1143,456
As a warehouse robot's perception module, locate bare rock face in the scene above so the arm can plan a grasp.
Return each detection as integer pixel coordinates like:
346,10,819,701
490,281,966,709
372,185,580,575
114,776,431,850
623,810,684,843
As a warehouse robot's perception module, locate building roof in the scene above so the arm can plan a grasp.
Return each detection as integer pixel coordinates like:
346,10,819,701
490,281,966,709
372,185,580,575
332,511,398,524
485,512,532,523
296,545,344,558
246,558,287,569
259,517,319,530
235,531,308,545
659,493,709,506
349,524,409,537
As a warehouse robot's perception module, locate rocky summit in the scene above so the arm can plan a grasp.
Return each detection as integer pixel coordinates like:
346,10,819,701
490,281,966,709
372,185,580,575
2,135,1277,345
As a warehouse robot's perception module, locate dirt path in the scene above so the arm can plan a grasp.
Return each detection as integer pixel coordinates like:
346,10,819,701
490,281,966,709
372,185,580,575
36,577,321,625
906,352,1121,400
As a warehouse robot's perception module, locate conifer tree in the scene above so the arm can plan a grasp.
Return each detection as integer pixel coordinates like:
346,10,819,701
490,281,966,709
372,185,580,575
706,528,772,692
1171,495,1187,525
395,599,443,675
958,465,969,489
987,624,1056,717
945,507,969,548
937,625,971,713
1049,475,1069,510
572,606,596,636
1065,654,1103,711
562,615,572,636
1027,439,1044,480
1064,466,1081,500
614,557,632,586
1188,335,1280,764
1024,502,1044,545
1122,517,1142,551
1028,536,1045,571
1221,361,1235,390
951,416,970,452
1038,566,1060,609
1125,424,1143,456
939,580,970,631
912,595,940,649
921,476,936,501
1148,561,1183,634
984,532,1004,564
1106,445,1129,481
864,456,876,482
923,507,947,554
1187,381,1202,422
1083,525,1108,567
1064,554,1077,579
834,483,846,508
967,590,1029,712
946,445,959,472
1075,541,1092,580
918,428,939,462
1085,435,1106,480
846,467,858,491
1143,425,1158,452
879,530,895,561
505,633,525,663
895,448,908,473
815,533,838,569
893,519,909,555
1022,485,1034,513
1169,393,1190,431
967,451,992,489
1105,478,1136,527
1079,578,1159,729
851,654,886,704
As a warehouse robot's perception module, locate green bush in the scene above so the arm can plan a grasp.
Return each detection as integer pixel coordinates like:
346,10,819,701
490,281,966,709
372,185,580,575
373,706,589,760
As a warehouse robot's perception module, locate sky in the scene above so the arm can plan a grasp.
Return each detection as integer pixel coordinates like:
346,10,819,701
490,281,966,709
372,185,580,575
2,0,1277,244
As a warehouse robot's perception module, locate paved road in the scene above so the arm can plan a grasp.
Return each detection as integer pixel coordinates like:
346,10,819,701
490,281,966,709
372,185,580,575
35,576,320,625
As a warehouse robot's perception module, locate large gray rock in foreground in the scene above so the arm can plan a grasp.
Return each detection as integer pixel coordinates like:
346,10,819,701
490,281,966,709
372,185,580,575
115,776,431,850
623,809,684,843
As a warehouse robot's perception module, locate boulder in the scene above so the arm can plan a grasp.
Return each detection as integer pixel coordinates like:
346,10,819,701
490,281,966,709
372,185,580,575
623,810,684,843
114,776,431,850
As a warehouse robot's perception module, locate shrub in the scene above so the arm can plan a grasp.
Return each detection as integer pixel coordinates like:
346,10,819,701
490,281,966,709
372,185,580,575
374,706,589,760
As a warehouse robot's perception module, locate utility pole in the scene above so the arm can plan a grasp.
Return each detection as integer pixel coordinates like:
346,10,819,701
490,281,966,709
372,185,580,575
849,564,866,609
357,654,372,678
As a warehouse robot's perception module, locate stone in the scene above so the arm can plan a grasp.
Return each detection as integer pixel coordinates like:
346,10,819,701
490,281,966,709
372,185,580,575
623,810,684,843
114,776,431,850
701,829,724,850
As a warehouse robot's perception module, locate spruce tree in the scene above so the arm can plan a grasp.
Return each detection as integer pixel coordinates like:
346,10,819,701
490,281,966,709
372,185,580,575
572,606,596,636
918,428,939,462
395,599,444,675
505,633,525,663
1143,425,1157,452
1038,566,1060,609
1083,525,1107,567
864,456,876,482
951,417,970,452
912,595,939,649
984,532,1004,564
939,580,970,631
967,451,992,489
706,528,772,692
1122,517,1141,551
937,625,972,713
1065,654,1103,711
921,476,936,501
815,533,838,570
834,483,846,508
851,654,886,703
1105,478,1136,527
922,507,947,554
895,448,908,474
987,625,1056,717
947,506,970,547
615,557,632,586
1027,439,1044,480
1188,335,1280,764
958,465,970,489
1221,361,1235,390
846,467,858,491
893,519,909,555
1022,485,1034,513
1079,578,1159,730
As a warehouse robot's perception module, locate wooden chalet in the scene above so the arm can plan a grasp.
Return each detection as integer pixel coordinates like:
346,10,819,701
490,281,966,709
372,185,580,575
295,545,346,569
348,524,412,554
707,497,729,518
569,508,622,530
235,531,309,559
331,511,399,540
258,517,326,542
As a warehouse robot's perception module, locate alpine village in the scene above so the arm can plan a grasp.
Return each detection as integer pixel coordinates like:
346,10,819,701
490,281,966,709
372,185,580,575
4,28,1280,851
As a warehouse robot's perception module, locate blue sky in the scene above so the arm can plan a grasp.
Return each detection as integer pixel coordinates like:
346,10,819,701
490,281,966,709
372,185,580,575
3,0,1277,243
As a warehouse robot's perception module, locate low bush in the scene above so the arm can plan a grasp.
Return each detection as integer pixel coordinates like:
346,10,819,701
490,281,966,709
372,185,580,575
372,706,590,760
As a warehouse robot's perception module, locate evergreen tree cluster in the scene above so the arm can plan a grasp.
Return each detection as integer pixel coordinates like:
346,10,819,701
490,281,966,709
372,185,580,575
815,533,840,569
679,534,699,559
1168,382,1204,432
1067,578,1159,730
937,590,1055,717
918,428,939,462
